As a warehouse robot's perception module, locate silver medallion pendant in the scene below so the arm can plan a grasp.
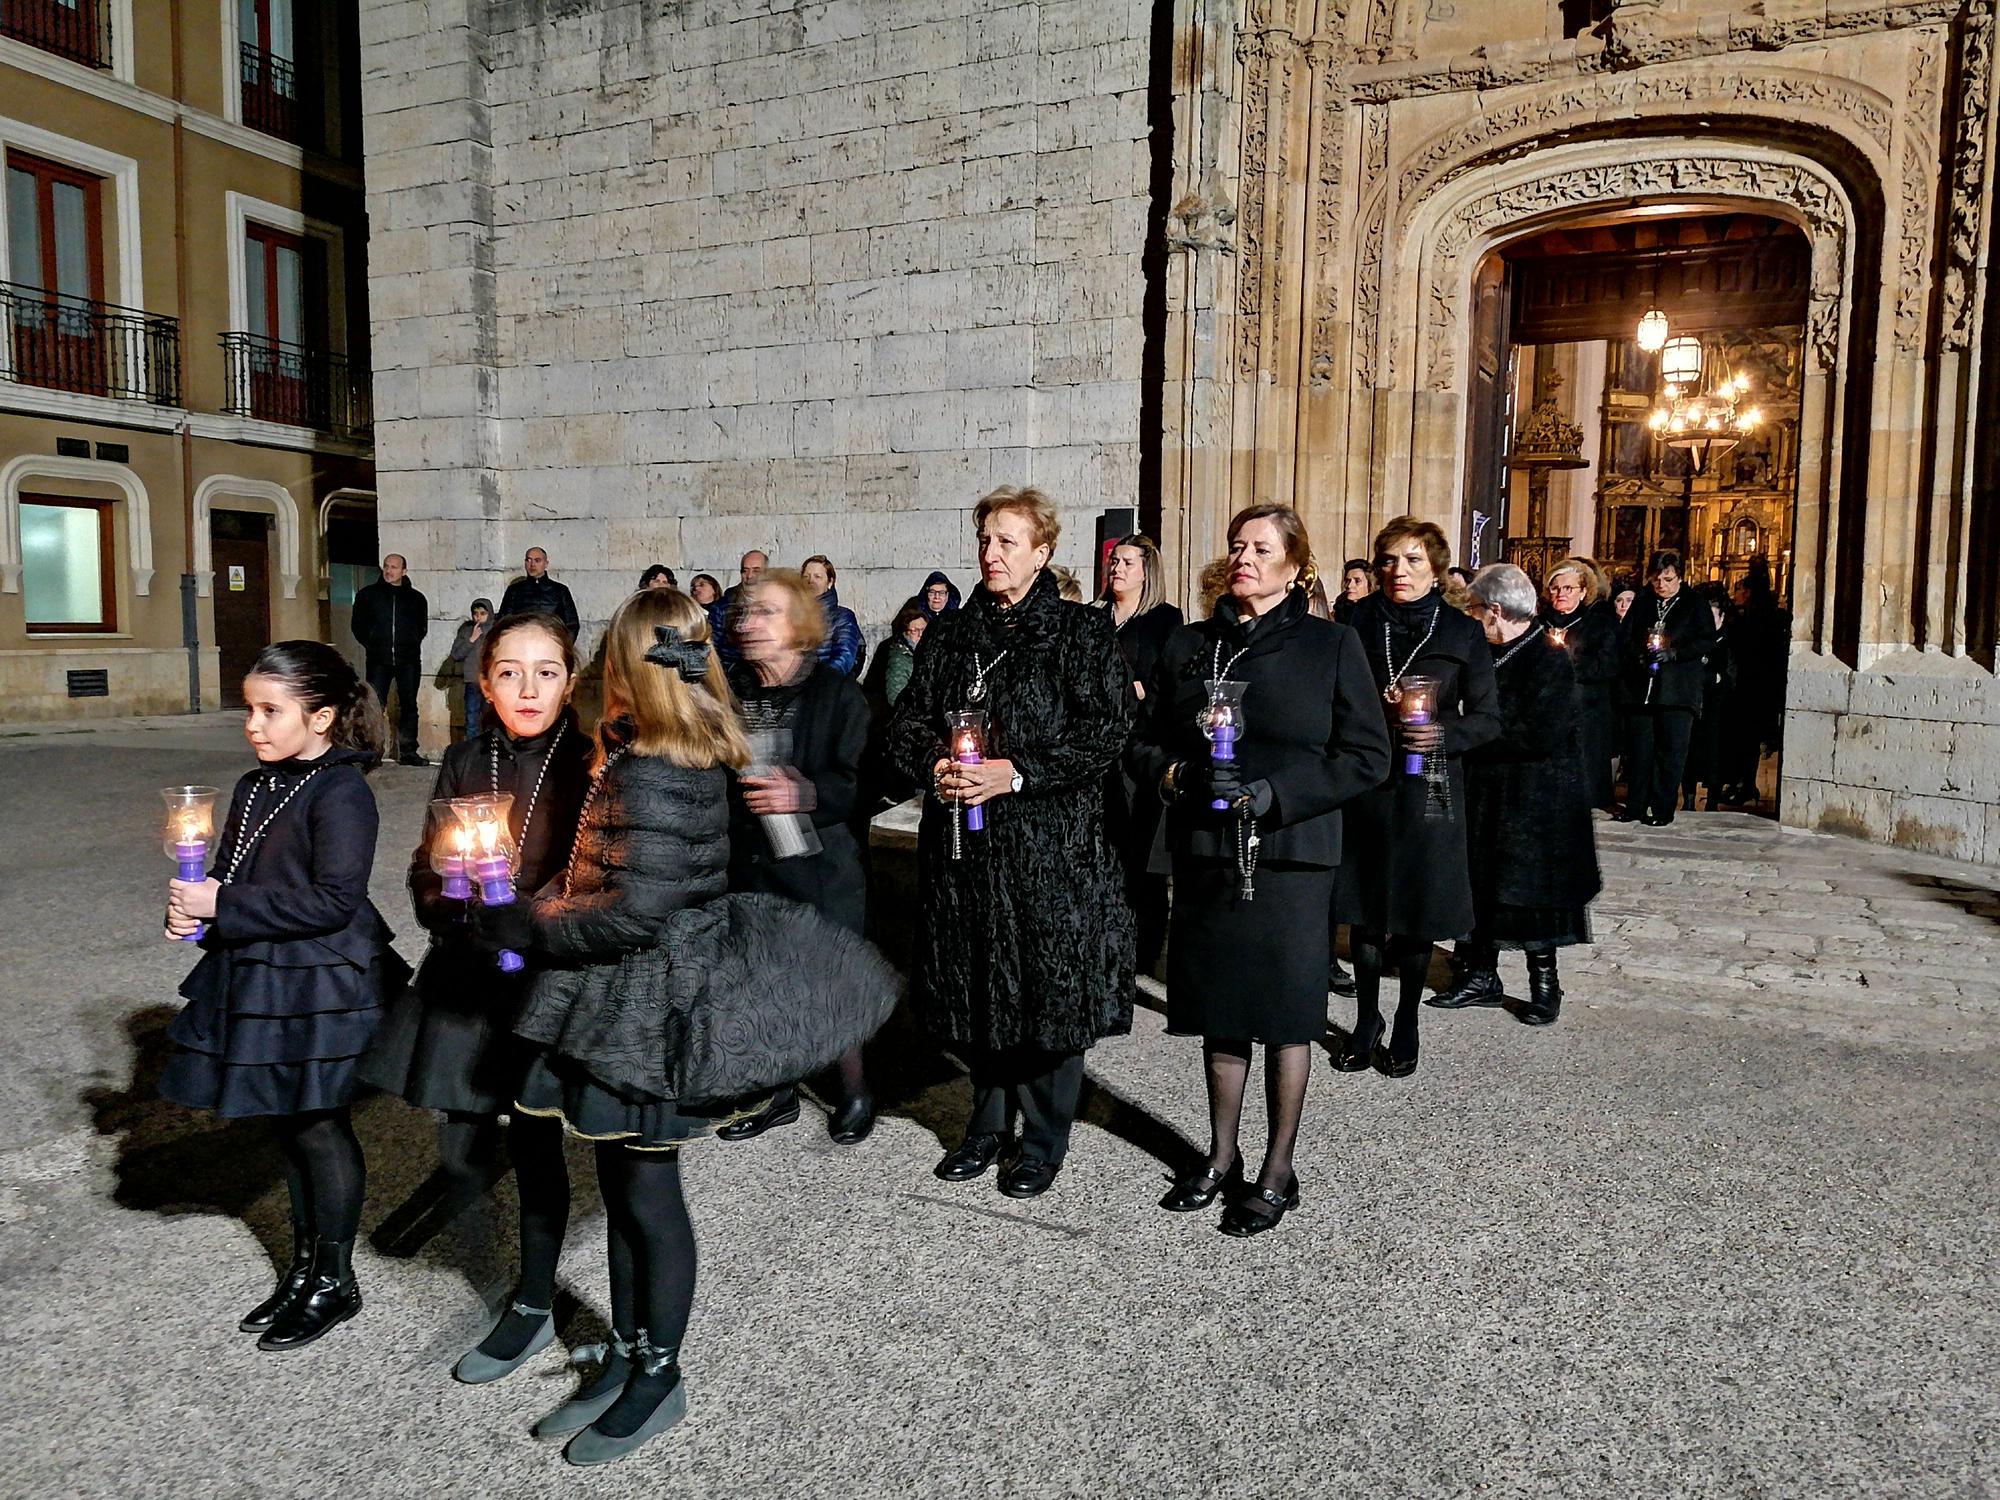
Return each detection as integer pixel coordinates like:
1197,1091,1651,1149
967,679,986,704
1383,683,1402,706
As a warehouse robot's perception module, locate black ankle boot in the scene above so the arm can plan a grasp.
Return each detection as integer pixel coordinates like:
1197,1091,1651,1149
1513,951,1563,1026
258,1237,361,1351
240,1218,314,1332
1427,946,1502,1009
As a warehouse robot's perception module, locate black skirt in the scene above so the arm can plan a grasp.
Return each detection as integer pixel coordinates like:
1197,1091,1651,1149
1167,860,1334,1045
162,946,408,1119
1484,904,1593,950
359,967,535,1116
1333,771,1475,942
512,1050,760,1151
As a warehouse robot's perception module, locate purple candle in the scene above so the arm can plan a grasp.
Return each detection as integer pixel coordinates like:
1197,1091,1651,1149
1398,681,1437,778
956,736,985,833
474,851,525,974
439,852,473,902
174,837,208,942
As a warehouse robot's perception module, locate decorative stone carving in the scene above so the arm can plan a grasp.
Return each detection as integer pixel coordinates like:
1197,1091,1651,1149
1398,66,1896,205
1943,1,1997,351
1306,37,1350,390
1895,33,1944,353
1235,25,1273,379
1418,155,1852,391
1354,196,1387,388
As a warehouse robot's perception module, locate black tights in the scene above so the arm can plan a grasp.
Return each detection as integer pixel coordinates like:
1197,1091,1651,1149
1350,931,1432,1063
273,1108,365,1241
596,1144,697,1354
433,1110,571,1304
1201,1040,1309,1199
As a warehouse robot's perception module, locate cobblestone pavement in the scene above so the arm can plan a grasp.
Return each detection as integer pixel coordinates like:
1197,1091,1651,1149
0,715,1994,1499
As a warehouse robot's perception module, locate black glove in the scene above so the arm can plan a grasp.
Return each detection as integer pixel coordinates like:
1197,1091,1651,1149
1206,759,1243,809
468,900,536,957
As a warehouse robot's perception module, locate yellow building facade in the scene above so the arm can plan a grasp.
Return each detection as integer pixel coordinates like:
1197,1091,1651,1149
0,0,373,721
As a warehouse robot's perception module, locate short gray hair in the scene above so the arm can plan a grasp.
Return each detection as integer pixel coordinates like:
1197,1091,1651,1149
1471,563,1538,624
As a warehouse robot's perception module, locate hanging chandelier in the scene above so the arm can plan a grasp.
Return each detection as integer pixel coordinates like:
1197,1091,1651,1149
1635,307,1670,352
1647,335,1760,472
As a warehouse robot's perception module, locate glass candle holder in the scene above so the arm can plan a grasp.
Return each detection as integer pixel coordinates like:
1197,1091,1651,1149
1197,679,1249,810
1397,676,1439,778
161,786,221,943
944,709,989,837
449,794,525,974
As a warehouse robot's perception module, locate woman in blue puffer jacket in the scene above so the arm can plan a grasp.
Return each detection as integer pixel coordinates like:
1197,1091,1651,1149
802,554,863,676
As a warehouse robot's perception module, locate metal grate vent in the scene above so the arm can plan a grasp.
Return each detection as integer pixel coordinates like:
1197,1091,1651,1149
66,670,109,698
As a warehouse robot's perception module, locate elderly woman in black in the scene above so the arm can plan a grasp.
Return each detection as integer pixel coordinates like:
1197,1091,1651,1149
1541,557,1619,810
1618,549,1717,825
1332,516,1502,1077
1429,565,1601,1025
887,485,1135,1200
1100,531,1183,975
717,568,876,1144
1131,505,1389,1234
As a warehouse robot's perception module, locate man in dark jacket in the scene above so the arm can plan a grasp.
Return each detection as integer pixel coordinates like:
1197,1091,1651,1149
351,554,430,765
497,546,580,638
1618,549,1717,826
709,548,767,669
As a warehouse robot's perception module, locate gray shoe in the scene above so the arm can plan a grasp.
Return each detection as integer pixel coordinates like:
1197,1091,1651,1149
531,1335,636,1440
452,1301,554,1384
563,1340,688,1467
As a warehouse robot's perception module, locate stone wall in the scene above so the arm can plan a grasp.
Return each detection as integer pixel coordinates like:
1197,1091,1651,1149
361,0,1154,736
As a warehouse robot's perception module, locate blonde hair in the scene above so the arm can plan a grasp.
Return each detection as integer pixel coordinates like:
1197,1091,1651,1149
598,588,750,770
1102,532,1166,616
974,485,1061,552
1546,556,1605,607
1054,566,1084,602
744,569,827,655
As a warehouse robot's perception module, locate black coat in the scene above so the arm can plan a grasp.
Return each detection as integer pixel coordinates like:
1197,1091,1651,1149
351,578,429,668
164,748,406,1117
1103,600,1184,874
887,569,1136,1055
512,726,895,1107
1333,589,1503,940
728,661,869,936
1543,599,1620,808
498,574,581,638
1465,628,1602,915
1132,588,1391,869
1621,589,1716,712
360,711,595,1112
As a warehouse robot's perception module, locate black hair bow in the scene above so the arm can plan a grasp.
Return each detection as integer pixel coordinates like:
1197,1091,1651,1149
645,626,710,682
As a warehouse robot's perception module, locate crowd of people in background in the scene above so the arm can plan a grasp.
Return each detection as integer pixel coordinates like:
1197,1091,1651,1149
164,490,1791,1468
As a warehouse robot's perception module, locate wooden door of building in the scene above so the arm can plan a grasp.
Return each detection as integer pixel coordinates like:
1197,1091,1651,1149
211,510,271,707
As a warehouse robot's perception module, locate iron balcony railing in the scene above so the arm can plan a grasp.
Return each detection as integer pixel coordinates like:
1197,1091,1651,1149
1,0,111,68
240,41,299,141
0,281,180,404
221,331,370,440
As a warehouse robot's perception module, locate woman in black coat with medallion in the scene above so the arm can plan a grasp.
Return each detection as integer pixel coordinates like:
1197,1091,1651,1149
1332,517,1502,1078
1618,550,1717,825
1099,531,1183,976
1541,558,1619,809
718,568,877,1144
1131,505,1389,1234
361,612,593,1382
887,486,1136,1200
1430,565,1601,1026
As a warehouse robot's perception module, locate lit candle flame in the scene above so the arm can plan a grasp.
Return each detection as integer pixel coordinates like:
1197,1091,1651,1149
452,825,473,854
476,816,501,852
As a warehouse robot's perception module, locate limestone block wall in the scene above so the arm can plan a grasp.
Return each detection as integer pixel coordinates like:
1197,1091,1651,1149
361,0,1154,751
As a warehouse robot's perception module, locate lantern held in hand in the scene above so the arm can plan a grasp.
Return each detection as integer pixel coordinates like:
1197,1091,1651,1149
161,786,221,943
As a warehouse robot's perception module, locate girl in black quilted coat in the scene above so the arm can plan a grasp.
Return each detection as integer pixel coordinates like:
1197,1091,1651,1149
887,487,1136,1201
161,641,407,1353
359,611,594,1386
472,588,896,1467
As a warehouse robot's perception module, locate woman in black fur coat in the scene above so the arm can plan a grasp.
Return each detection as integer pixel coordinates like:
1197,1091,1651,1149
1131,505,1389,1235
1430,565,1602,1027
361,611,594,1384
1332,517,1502,1078
719,568,877,1144
1541,558,1619,809
887,486,1136,1201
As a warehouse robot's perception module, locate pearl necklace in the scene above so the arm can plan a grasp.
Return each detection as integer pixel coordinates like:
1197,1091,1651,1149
968,650,1008,704
223,764,328,882
488,719,566,878
1381,600,1442,704
560,747,627,899
1493,621,1545,668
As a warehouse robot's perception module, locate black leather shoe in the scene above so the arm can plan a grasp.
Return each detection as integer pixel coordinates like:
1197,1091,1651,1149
399,754,431,767
1426,968,1503,1009
240,1218,314,1332
827,1093,876,1145
934,1133,1005,1181
1159,1160,1241,1212
1327,959,1357,997
1219,1174,1299,1236
1509,951,1563,1026
1372,1041,1418,1079
997,1158,1060,1199
1331,1013,1383,1072
257,1237,361,1351
717,1090,800,1142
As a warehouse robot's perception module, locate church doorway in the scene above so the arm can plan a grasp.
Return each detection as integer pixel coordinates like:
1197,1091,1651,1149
1460,207,1807,814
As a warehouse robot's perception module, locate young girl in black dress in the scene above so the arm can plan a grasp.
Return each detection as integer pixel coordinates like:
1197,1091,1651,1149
162,640,407,1351
360,611,593,1382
